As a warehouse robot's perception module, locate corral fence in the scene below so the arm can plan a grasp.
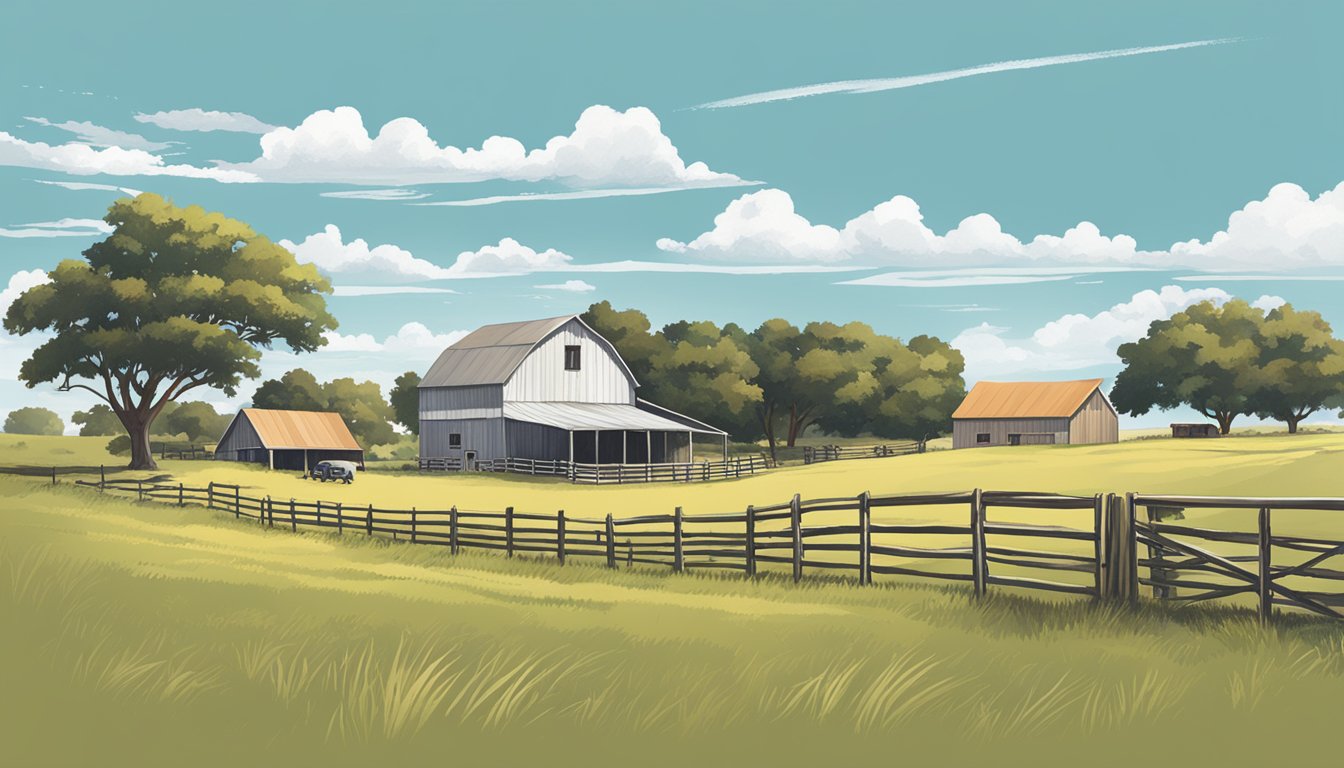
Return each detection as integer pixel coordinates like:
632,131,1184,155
417,455,771,484
803,441,925,465
45,474,1344,622
155,443,212,460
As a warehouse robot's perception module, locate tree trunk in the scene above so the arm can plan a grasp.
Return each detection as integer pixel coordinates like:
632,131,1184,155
1215,412,1235,435
1286,416,1300,434
126,418,159,470
786,404,799,448
759,403,778,463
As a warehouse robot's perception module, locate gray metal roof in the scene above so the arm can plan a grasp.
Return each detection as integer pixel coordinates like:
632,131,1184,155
421,315,575,387
504,401,723,434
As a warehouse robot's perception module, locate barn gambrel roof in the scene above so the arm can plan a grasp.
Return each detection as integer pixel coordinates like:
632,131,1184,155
419,315,638,388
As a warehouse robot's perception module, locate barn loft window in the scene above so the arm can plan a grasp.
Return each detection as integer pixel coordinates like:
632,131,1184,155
976,433,990,444
564,345,581,371
448,433,462,448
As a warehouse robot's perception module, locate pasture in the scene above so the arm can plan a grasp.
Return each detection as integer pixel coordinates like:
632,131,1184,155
2,430,1343,766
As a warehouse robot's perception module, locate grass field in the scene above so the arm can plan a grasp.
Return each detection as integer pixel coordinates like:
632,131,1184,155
3,432,1343,766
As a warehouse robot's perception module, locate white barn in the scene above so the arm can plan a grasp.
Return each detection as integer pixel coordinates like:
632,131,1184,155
418,315,726,468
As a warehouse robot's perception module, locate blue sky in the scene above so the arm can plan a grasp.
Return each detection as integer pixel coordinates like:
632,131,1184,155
2,0,1342,431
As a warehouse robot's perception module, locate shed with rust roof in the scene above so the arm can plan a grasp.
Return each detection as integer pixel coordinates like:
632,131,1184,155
951,379,1118,449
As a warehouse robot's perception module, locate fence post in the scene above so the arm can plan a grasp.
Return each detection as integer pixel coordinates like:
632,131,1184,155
504,506,514,558
557,510,566,565
138,479,144,503
52,466,57,485
626,539,633,567
366,504,373,536
207,482,214,510
449,506,460,554
411,507,418,544
1125,493,1139,605
1143,502,1172,601
790,493,803,583
745,505,756,578
605,514,616,568
264,495,271,527
859,492,872,586
315,500,322,528
336,502,343,534
178,482,184,507
234,486,240,519
1092,494,1103,598
1258,506,1273,623
673,506,684,573
970,489,986,598
290,498,297,532
99,464,105,491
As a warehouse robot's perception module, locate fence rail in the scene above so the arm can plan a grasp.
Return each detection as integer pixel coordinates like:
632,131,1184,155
802,442,924,465
418,456,770,484
26,469,1342,622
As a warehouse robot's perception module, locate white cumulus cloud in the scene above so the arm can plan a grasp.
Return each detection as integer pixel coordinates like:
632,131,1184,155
535,279,597,293
134,108,278,134
0,269,51,317
1170,182,1344,269
321,322,468,357
950,285,1286,381
280,225,453,281
660,183,1344,271
446,238,573,277
221,105,747,188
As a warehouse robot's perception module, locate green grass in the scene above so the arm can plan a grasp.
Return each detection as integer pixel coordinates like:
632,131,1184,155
3,445,1343,766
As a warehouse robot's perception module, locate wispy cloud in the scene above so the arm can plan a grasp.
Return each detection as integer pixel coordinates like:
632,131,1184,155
535,279,597,293
694,38,1243,109
413,182,760,207
1172,274,1344,282
0,217,113,238
24,116,176,151
33,179,143,195
134,108,277,134
320,188,430,201
331,286,459,297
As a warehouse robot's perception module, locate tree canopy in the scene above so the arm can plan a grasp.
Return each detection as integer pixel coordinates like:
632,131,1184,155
390,371,421,435
1112,299,1344,434
162,401,233,443
252,368,398,447
71,404,123,436
2,193,336,468
4,407,64,436
583,302,965,455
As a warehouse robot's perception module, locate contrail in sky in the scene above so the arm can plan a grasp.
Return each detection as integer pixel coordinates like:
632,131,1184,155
693,37,1244,109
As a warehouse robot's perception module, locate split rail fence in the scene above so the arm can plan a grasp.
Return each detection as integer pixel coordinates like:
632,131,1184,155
58,476,1344,622
418,455,770,484
802,441,924,465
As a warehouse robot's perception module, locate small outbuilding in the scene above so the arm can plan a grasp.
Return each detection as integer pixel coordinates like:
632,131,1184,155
1171,423,1220,438
951,378,1118,449
214,408,365,471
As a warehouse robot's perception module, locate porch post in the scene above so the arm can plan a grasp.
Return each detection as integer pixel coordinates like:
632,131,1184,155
622,430,628,464
722,434,728,461
268,449,274,470
688,431,694,463
568,430,574,464
646,431,651,465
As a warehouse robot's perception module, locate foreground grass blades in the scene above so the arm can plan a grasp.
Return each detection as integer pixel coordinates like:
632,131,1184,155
2,469,1342,767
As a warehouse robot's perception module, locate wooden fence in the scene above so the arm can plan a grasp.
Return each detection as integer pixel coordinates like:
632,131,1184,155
418,456,770,484
802,441,924,465
53,475,1344,621
1128,493,1344,621
156,443,211,460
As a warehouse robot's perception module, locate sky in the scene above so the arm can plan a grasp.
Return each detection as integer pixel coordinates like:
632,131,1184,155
2,0,1342,433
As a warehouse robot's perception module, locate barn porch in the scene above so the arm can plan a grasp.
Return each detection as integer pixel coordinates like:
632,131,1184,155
502,401,728,464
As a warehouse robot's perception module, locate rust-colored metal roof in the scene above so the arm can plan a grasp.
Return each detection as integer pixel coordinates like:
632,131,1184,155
240,408,362,450
952,379,1104,419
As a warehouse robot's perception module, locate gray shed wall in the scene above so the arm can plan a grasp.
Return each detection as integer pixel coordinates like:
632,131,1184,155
952,418,1071,449
420,417,507,461
214,414,263,460
504,419,571,461
419,385,504,421
1068,390,1119,444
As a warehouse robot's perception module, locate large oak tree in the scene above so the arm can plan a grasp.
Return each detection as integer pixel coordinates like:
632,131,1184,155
3,194,336,469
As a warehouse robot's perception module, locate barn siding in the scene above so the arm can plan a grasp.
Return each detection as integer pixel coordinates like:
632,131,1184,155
419,384,504,420
503,319,635,404
1068,390,1119,444
420,418,507,461
952,418,1071,449
214,413,263,460
504,419,571,461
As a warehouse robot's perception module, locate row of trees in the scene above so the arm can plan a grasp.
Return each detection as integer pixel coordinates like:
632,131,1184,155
1113,299,1344,433
581,302,967,457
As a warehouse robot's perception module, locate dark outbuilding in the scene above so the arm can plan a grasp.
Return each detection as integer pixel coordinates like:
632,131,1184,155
214,408,364,471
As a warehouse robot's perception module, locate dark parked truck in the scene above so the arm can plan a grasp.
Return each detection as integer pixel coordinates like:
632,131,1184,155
309,460,357,483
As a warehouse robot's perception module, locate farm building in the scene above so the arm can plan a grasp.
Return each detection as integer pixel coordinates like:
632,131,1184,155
951,378,1118,449
214,408,365,470
1171,423,1220,438
419,315,726,468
